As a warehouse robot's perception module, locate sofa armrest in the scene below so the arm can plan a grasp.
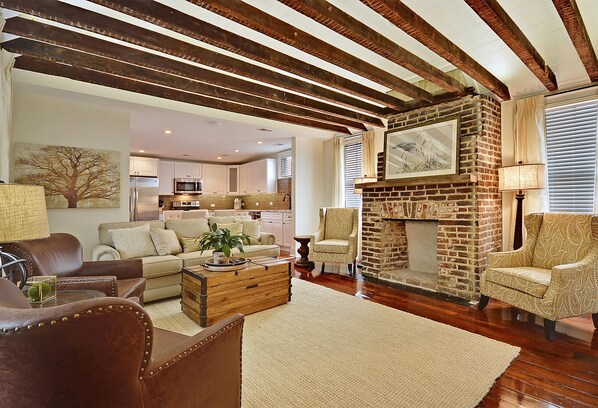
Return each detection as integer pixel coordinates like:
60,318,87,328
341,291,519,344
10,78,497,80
81,259,143,280
142,314,244,408
259,232,276,245
56,276,117,297
91,244,121,261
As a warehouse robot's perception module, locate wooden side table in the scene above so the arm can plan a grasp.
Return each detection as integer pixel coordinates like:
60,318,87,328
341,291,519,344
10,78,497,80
294,235,315,271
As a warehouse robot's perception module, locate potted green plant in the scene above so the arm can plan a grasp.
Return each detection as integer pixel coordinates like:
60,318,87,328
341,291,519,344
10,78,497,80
197,223,251,264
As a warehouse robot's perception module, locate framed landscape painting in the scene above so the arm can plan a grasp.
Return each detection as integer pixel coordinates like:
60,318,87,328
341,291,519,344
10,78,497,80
383,117,460,180
13,143,120,209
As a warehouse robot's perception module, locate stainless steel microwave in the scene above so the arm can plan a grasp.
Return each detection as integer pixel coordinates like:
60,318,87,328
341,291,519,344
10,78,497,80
174,178,203,194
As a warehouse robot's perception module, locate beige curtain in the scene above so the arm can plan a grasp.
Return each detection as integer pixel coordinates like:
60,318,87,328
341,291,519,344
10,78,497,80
0,15,15,183
361,130,376,178
332,136,345,207
506,95,549,248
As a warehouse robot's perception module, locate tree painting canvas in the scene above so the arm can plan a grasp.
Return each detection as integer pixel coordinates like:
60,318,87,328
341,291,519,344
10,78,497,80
383,117,460,180
14,143,120,209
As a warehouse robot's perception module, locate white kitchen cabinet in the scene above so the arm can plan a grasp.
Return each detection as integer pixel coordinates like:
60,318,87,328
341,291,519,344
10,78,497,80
238,159,277,194
174,162,203,179
203,164,228,195
261,212,283,245
130,156,159,177
282,213,294,248
158,160,175,195
227,165,240,195
239,162,252,194
253,159,277,193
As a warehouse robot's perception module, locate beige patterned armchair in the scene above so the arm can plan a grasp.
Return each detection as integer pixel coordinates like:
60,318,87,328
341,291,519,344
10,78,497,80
309,207,359,275
478,213,598,341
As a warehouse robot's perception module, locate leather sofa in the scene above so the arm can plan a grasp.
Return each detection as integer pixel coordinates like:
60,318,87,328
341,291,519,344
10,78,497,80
0,279,243,407
4,233,146,303
92,216,280,302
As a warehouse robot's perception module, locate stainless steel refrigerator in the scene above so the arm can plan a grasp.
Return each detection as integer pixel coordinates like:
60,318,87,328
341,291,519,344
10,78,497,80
129,177,159,221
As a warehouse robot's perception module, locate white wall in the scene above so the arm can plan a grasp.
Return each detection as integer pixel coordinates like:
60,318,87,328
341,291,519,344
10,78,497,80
11,85,130,259
293,137,328,238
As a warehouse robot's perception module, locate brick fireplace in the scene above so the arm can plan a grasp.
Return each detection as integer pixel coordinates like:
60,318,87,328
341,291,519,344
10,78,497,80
360,95,502,300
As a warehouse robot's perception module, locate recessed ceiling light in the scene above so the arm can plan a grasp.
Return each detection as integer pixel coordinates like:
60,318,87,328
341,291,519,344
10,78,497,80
234,149,240,153
258,128,274,132
257,141,263,144
208,120,222,126
139,150,145,153
217,156,222,160
164,130,172,134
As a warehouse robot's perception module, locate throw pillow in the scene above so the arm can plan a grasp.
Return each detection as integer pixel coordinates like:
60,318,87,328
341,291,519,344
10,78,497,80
215,222,243,236
180,236,202,253
108,224,157,259
238,220,261,245
150,228,182,256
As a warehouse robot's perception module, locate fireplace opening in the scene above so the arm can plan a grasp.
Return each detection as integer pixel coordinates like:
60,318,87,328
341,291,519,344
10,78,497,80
379,220,439,289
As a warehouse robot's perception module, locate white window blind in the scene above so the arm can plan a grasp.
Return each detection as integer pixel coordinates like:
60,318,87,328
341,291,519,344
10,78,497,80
278,150,292,179
345,138,362,208
545,100,597,213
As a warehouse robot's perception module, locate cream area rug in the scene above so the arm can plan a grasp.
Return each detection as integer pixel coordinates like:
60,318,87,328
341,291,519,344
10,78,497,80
145,278,520,408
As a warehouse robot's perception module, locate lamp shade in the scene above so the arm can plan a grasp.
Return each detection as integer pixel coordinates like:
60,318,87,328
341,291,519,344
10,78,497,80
354,177,377,194
498,163,545,192
0,184,50,243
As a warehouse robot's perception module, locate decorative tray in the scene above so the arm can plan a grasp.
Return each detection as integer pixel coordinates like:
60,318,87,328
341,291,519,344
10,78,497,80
203,257,249,272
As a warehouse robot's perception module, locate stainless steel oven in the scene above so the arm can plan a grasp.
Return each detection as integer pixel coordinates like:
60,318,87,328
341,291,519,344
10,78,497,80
174,178,203,194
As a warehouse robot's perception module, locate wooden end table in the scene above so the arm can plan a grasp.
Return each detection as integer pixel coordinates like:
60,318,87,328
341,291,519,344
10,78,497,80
294,235,315,271
181,257,292,327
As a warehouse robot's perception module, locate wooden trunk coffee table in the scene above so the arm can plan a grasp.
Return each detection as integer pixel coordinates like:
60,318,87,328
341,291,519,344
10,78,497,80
181,256,292,327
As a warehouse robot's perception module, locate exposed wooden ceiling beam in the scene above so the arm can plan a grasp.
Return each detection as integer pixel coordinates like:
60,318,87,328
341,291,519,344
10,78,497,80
13,56,352,134
277,0,468,97
3,18,384,128
465,0,558,91
552,0,598,82
3,38,366,131
360,0,511,101
85,0,408,111
0,0,388,117
189,0,434,103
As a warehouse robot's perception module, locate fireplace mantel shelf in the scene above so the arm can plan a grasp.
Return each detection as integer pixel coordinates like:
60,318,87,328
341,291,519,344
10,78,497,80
356,174,477,189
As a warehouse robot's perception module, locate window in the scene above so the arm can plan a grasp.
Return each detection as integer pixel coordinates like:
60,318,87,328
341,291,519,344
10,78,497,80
278,150,292,179
344,137,362,208
545,99,597,212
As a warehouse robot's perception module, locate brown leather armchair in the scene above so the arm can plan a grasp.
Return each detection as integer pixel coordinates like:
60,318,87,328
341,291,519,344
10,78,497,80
4,233,146,303
0,279,244,407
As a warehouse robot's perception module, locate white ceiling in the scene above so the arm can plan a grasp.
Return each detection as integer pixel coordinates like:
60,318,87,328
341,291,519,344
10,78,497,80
5,0,597,161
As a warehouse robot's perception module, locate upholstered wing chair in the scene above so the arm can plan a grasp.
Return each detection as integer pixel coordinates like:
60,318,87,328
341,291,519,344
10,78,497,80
478,213,598,341
0,279,244,408
4,233,146,304
309,207,359,275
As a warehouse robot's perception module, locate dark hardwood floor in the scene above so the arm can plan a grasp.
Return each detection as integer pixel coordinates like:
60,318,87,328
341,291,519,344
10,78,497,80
291,263,598,408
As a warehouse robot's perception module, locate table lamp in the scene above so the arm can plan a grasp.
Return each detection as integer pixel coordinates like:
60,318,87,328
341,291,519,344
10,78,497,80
498,161,545,250
0,184,50,288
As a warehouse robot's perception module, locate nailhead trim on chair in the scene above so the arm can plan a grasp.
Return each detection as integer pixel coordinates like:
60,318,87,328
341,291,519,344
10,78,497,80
0,304,151,378
57,277,117,296
146,318,244,377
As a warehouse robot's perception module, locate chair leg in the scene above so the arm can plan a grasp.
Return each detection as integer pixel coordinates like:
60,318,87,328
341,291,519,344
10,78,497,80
353,260,357,275
320,262,325,273
477,295,490,310
544,319,556,341
592,313,598,329
347,263,352,275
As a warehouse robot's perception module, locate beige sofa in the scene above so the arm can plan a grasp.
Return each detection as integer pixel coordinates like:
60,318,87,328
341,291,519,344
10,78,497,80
92,216,280,302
